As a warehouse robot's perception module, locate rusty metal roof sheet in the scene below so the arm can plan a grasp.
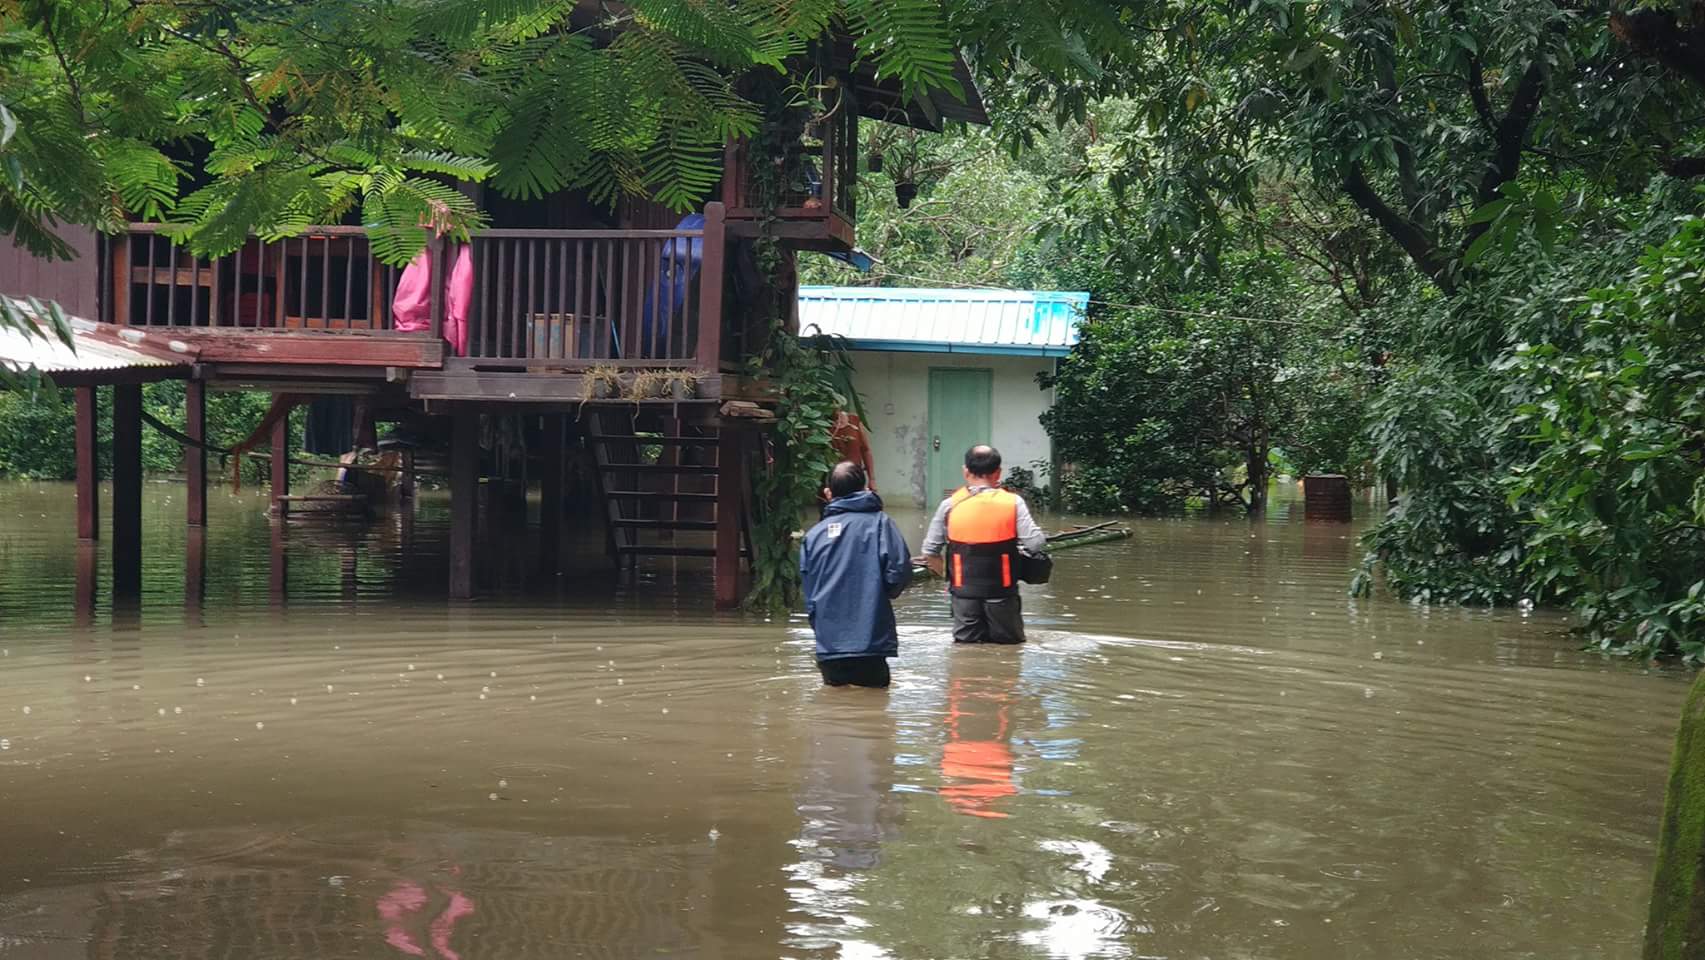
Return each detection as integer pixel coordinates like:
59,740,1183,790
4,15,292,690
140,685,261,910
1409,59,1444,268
0,316,194,378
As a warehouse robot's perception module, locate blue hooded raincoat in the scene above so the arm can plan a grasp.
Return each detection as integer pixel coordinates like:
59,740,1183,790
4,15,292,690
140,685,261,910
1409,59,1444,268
799,490,913,660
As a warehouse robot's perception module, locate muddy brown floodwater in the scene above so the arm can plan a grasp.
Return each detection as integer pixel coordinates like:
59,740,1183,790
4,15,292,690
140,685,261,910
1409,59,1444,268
0,480,1689,959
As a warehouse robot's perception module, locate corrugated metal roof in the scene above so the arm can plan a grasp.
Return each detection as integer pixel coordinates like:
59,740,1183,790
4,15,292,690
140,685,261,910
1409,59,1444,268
0,315,193,377
797,286,1087,357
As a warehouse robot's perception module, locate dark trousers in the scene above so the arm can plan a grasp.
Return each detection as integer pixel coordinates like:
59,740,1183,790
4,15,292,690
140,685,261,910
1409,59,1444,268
951,594,1026,644
818,655,891,688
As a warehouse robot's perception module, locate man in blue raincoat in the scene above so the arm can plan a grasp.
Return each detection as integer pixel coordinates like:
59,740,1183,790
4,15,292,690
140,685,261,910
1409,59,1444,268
800,461,913,687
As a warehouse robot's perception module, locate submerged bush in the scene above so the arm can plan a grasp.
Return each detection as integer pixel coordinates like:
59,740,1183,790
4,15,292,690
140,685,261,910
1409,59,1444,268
1357,211,1705,659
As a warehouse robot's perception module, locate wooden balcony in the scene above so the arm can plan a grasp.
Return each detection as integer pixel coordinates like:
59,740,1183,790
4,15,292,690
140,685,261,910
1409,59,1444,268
721,95,857,252
102,206,733,396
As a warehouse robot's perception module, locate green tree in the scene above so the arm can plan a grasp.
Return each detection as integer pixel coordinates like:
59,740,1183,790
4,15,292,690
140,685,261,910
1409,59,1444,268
1042,251,1361,513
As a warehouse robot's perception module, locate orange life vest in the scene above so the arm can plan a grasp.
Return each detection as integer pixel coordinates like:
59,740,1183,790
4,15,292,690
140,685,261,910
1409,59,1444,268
945,486,1021,599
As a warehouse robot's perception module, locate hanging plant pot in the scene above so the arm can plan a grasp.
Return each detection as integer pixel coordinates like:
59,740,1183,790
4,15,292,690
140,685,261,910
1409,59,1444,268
894,181,918,208
867,150,884,173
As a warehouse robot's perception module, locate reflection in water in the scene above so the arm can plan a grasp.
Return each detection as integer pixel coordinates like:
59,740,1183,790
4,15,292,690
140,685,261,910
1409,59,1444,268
786,690,901,959
0,481,1691,959
378,870,474,960
941,649,1021,819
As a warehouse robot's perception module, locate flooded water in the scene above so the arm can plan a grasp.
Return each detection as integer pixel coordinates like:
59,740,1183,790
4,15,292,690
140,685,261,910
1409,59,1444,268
0,480,1687,959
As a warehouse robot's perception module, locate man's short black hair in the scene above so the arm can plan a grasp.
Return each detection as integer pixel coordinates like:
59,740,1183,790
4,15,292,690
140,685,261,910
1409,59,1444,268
827,460,867,498
964,445,1002,477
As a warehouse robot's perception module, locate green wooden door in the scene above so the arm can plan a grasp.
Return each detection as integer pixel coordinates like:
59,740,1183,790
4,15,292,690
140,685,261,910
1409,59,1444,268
927,368,993,502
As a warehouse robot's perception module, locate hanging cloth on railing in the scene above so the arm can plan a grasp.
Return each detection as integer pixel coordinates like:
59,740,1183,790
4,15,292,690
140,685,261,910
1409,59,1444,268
636,213,704,358
392,240,471,356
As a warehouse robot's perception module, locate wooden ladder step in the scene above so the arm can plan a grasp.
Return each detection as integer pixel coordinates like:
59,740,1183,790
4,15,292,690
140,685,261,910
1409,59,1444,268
615,545,747,558
598,463,718,474
610,519,717,531
604,490,718,502
612,436,718,446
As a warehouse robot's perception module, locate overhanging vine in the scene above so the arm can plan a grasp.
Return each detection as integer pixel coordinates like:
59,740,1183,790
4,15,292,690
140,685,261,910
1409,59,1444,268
740,63,862,613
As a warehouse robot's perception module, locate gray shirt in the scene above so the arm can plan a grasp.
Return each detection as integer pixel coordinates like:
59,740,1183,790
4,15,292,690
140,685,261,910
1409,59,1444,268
920,484,1048,556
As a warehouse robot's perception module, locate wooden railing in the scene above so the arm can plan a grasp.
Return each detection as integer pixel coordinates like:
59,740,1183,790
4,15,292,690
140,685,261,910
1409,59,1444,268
103,204,728,369
106,224,402,331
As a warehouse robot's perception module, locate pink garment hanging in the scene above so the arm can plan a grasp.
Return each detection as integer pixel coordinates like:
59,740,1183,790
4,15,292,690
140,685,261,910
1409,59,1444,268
392,243,471,356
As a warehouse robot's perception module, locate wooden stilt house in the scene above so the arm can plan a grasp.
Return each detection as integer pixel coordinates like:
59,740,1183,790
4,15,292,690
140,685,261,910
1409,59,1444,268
0,31,986,608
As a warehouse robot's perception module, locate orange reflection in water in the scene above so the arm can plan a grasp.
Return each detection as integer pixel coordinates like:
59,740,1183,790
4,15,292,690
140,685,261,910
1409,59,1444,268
940,656,1020,819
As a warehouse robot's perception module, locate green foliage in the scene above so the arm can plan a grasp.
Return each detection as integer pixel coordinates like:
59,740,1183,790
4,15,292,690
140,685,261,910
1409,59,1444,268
743,75,865,614
1352,361,1529,605
0,384,293,486
802,125,1058,288
0,385,79,479
3,0,1097,267
1043,252,1365,514
1501,217,1705,657
1352,191,1705,657
745,331,862,611
0,293,74,392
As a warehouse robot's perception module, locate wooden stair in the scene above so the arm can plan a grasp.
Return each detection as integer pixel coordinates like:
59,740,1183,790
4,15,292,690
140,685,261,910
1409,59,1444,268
586,412,751,571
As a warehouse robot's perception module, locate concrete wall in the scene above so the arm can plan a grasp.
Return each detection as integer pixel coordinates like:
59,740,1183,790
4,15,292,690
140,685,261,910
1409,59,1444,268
0,227,101,319
848,349,1055,507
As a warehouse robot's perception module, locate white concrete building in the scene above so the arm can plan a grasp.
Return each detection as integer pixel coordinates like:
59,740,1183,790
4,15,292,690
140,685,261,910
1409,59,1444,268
798,286,1087,507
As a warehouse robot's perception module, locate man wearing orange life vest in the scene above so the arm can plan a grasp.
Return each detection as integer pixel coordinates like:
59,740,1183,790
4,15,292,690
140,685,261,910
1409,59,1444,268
919,445,1048,644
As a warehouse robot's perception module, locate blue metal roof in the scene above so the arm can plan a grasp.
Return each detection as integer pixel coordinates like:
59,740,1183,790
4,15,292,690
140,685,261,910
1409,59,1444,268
797,286,1087,357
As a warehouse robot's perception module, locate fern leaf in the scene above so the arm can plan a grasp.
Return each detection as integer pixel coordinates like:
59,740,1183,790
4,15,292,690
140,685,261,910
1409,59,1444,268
841,0,960,99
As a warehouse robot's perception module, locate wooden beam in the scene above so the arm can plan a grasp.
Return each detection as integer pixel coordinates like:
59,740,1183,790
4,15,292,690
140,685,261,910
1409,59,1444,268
698,202,727,369
270,397,290,518
185,379,207,526
411,370,724,403
449,409,478,599
166,329,445,367
75,386,99,541
714,428,743,609
202,363,397,383
46,367,189,388
445,357,708,372
111,384,143,598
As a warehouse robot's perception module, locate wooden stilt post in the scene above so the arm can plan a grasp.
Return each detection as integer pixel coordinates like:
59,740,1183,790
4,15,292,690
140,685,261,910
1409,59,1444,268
450,409,478,599
111,384,143,598
75,386,99,541
714,428,744,609
539,414,564,576
270,396,290,518
400,449,417,501
74,542,98,628
185,379,207,526
269,518,287,606
185,524,207,623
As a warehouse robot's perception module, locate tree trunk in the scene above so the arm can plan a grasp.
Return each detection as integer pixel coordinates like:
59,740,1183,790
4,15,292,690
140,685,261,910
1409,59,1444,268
1247,444,1269,517
1645,671,1705,959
